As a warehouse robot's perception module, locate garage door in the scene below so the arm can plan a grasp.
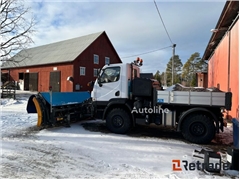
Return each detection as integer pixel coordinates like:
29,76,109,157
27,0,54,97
29,73,38,91
50,71,61,92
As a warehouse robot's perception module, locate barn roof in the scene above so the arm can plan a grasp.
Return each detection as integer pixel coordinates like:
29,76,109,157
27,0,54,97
202,1,239,60
2,31,104,68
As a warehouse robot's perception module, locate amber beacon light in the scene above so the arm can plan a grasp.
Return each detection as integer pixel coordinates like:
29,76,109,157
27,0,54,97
134,57,143,66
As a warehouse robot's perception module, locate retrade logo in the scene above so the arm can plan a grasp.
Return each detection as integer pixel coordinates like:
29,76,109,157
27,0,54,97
172,159,229,171
172,160,182,171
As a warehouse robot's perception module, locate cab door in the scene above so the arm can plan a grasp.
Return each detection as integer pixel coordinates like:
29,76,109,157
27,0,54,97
93,66,121,102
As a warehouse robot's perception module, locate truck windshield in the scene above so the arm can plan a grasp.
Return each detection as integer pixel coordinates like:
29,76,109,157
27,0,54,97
99,67,120,83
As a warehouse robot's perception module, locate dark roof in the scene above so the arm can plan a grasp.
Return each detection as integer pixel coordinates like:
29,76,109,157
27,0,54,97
202,1,239,60
2,31,104,68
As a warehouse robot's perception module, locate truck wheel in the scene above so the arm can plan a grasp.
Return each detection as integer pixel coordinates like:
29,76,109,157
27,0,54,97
181,114,216,144
106,108,132,134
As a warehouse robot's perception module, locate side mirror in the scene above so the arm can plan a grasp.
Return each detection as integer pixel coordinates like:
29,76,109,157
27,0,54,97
87,81,95,87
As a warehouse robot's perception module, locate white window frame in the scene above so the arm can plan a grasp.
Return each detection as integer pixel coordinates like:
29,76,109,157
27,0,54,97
80,67,86,76
94,54,99,64
105,57,110,65
93,68,98,77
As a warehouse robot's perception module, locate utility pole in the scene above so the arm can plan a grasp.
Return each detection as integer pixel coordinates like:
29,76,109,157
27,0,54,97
172,44,176,85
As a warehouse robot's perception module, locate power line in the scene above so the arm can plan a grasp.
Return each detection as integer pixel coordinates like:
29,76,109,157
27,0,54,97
121,45,172,59
154,0,176,85
153,0,174,45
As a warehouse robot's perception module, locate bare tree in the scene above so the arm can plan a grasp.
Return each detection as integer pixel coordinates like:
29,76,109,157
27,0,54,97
0,0,35,62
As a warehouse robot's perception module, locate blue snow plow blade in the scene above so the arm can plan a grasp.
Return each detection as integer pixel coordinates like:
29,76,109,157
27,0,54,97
27,91,90,113
26,91,91,127
40,92,90,107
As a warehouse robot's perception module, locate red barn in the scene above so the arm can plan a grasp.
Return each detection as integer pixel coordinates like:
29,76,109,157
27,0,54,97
1,31,122,92
202,1,239,119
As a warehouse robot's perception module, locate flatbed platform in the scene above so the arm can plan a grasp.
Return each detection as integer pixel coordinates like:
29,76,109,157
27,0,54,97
157,91,231,110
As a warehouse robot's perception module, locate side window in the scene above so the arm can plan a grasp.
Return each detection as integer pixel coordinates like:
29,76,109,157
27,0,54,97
105,57,110,65
80,67,85,76
93,68,98,77
94,54,99,64
99,67,120,83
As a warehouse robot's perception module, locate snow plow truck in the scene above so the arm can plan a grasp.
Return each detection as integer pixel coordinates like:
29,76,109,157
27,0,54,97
27,59,232,144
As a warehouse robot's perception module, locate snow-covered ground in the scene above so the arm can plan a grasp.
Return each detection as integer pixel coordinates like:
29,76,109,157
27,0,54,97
0,91,239,179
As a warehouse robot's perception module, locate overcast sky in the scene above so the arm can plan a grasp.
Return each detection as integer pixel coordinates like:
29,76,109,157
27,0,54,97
26,0,226,73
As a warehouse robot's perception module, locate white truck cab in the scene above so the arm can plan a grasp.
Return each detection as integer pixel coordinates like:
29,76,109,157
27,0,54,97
91,63,140,102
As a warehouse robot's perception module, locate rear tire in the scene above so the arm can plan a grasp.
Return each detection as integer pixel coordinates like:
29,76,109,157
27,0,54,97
181,114,216,144
106,108,132,134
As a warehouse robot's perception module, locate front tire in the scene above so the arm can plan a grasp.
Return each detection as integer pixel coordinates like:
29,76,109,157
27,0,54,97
106,108,132,134
181,114,216,144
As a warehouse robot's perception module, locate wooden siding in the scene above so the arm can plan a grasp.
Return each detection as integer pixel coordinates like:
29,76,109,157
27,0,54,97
208,33,229,91
208,20,239,118
229,20,239,119
196,73,208,88
2,63,73,92
73,32,122,91
1,32,121,93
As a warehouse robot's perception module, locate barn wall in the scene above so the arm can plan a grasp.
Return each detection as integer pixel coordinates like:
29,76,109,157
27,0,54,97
73,33,122,91
2,63,73,92
1,33,121,92
208,33,229,91
208,55,214,87
208,20,239,118
229,20,239,119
